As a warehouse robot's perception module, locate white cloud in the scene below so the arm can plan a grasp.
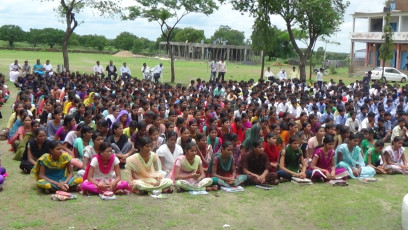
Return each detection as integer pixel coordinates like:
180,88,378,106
0,0,387,53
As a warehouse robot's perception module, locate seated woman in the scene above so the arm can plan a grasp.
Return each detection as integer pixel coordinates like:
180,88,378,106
111,109,131,129
8,109,26,146
364,139,387,174
20,128,51,174
55,115,76,142
239,139,279,185
277,135,312,181
207,126,222,154
46,109,63,140
82,132,105,172
7,103,25,141
196,133,213,170
126,137,173,194
335,132,376,179
10,114,33,153
156,131,184,175
14,120,40,161
263,132,279,172
309,135,349,182
177,127,196,150
241,123,263,154
107,122,134,166
72,126,94,170
170,142,214,191
383,136,408,174
31,140,83,192
80,143,130,195
208,141,247,187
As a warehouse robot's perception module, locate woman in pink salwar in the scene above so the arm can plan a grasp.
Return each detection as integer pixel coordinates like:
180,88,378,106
309,135,349,181
80,143,130,195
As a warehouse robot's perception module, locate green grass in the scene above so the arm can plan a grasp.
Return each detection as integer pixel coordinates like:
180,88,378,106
0,50,407,229
0,49,360,85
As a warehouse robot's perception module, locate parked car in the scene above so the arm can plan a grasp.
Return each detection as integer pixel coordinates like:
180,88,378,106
368,67,407,83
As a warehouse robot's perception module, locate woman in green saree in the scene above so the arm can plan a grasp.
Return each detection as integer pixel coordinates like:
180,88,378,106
126,137,173,194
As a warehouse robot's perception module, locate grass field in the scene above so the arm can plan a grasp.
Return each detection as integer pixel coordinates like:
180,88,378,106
0,50,407,230
0,50,356,85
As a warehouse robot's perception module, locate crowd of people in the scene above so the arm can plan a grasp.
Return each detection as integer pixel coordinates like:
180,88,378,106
0,58,407,194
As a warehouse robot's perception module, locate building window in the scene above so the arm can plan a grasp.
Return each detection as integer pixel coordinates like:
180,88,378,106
371,18,383,32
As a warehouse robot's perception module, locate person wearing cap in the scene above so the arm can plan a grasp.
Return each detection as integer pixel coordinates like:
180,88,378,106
152,63,163,84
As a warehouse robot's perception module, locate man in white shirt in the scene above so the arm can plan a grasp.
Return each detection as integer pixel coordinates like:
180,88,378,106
277,69,287,82
264,67,275,82
9,60,21,82
210,59,217,82
120,62,132,81
141,63,151,81
44,60,53,77
277,97,289,115
316,68,323,89
216,59,227,82
106,61,118,80
345,111,361,132
93,61,104,77
152,63,163,83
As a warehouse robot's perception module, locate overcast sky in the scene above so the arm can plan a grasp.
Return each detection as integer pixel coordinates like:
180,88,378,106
0,0,386,53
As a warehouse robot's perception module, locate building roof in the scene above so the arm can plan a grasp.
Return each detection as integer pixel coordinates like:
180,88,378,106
352,11,408,18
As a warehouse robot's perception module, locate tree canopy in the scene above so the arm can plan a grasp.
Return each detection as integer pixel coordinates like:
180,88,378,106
0,25,26,47
228,0,349,80
211,25,245,46
124,0,218,82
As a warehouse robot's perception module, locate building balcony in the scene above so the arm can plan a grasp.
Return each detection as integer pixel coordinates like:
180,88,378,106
351,32,408,43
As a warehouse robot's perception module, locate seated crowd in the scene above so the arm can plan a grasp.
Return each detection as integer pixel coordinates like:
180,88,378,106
1,59,408,194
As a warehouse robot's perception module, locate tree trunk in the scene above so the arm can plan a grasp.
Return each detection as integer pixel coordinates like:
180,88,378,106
299,56,307,81
62,37,70,72
309,51,313,81
167,40,175,82
260,50,265,80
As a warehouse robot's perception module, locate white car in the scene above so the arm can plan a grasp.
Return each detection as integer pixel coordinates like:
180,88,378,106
369,67,407,83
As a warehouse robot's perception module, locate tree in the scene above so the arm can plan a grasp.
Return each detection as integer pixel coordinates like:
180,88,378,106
0,25,26,47
41,28,65,48
39,0,122,72
114,32,137,51
124,0,218,82
174,27,206,43
379,0,394,78
228,0,349,81
211,25,245,45
251,13,278,79
27,29,42,49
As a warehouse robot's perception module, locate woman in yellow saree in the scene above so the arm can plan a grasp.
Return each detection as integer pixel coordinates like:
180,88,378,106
125,137,173,194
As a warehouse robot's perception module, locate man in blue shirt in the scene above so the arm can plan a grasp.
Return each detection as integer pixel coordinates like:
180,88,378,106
335,107,347,126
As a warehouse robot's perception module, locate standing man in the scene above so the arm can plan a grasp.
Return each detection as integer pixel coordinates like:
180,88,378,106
316,68,323,89
141,63,151,81
210,59,217,82
22,60,31,78
362,71,372,96
9,60,21,82
44,60,53,77
93,61,104,78
152,63,164,84
120,62,132,81
216,58,227,82
106,60,117,80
